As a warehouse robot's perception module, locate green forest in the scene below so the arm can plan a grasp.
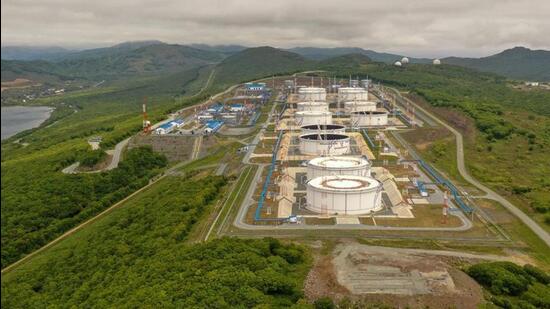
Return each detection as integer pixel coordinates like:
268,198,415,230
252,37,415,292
1,174,311,308
466,262,550,308
1,146,167,267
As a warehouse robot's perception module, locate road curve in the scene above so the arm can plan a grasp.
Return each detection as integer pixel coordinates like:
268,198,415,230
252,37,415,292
386,86,550,247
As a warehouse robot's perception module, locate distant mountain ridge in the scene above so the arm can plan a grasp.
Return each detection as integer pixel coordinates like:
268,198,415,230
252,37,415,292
287,47,432,64
1,46,76,61
2,42,226,81
443,47,550,81
2,42,549,82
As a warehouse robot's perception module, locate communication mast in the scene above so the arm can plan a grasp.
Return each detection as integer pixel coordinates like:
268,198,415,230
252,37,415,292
142,97,151,134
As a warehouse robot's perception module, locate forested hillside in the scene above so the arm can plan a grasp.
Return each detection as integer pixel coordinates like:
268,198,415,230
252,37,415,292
213,46,313,87
1,174,310,308
1,43,224,81
443,47,550,81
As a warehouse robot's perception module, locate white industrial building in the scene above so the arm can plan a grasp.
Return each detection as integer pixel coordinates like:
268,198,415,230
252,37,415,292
344,101,377,113
307,156,371,180
338,87,369,102
306,175,383,215
299,133,350,156
350,111,388,127
301,124,346,135
298,87,327,101
296,101,329,112
295,111,333,126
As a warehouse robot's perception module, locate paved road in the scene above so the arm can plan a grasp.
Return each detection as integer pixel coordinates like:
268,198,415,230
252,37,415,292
105,137,130,170
385,86,550,247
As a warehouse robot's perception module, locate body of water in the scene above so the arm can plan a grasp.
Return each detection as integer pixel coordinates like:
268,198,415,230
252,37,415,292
1,106,53,140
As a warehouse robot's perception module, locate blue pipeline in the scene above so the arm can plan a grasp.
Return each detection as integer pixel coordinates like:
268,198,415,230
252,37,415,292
417,159,473,213
361,129,377,149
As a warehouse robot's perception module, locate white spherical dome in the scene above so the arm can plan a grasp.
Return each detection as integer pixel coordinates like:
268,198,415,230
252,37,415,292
394,61,402,67
433,59,441,65
401,57,409,64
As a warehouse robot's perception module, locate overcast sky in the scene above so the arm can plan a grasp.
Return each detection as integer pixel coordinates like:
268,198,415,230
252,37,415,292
2,0,549,57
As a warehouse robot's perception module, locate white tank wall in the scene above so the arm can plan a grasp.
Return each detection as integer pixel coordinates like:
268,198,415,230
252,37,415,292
301,125,346,135
350,112,388,126
344,101,377,113
338,88,368,101
297,102,329,112
295,111,332,126
306,176,382,215
299,135,350,156
298,88,327,101
307,157,371,179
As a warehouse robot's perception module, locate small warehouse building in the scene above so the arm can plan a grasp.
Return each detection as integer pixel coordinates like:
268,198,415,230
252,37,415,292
155,119,185,135
204,120,224,134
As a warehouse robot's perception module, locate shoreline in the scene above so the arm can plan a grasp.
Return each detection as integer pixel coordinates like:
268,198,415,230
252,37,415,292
1,105,54,141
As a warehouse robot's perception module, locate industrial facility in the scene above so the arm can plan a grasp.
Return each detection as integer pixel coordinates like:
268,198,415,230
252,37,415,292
241,75,470,231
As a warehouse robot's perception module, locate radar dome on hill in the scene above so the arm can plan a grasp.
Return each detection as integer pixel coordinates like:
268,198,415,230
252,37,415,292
394,61,402,67
401,57,409,64
433,59,441,65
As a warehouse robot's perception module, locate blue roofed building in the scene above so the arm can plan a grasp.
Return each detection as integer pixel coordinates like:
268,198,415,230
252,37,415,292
204,120,224,133
245,82,266,92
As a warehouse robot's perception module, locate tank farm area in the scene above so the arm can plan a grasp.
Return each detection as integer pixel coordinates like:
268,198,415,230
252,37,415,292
229,75,510,244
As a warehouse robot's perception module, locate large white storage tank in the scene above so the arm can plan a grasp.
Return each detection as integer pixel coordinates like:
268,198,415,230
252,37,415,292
338,87,369,101
306,175,382,215
297,101,329,112
307,156,371,179
295,111,332,126
299,133,350,156
301,124,346,135
344,101,377,113
298,87,326,101
350,111,388,126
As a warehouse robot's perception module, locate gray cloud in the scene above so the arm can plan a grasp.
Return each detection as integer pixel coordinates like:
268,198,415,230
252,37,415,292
1,0,549,57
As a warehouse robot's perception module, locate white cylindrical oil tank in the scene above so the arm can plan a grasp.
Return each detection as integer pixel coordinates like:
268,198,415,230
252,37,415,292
350,111,388,126
300,124,346,135
338,87,368,101
295,111,332,126
306,175,382,215
344,101,377,113
298,87,326,101
297,101,329,112
307,156,371,179
299,133,350,156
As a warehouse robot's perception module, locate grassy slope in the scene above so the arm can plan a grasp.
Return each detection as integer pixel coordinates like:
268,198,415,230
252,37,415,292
1,173,311,308
0,66,216,267
353,63,550,231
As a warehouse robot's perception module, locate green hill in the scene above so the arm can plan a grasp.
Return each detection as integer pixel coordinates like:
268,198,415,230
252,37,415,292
212,46,313,86
319,53,371,70
1,43,225,82
288,47,432,64
443,47,550,81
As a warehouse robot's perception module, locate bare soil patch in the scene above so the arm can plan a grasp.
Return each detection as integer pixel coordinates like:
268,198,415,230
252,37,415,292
305,242,484,308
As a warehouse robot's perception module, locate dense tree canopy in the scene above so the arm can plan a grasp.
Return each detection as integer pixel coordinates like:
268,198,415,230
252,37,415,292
1,174,311,308
1,146,167,267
